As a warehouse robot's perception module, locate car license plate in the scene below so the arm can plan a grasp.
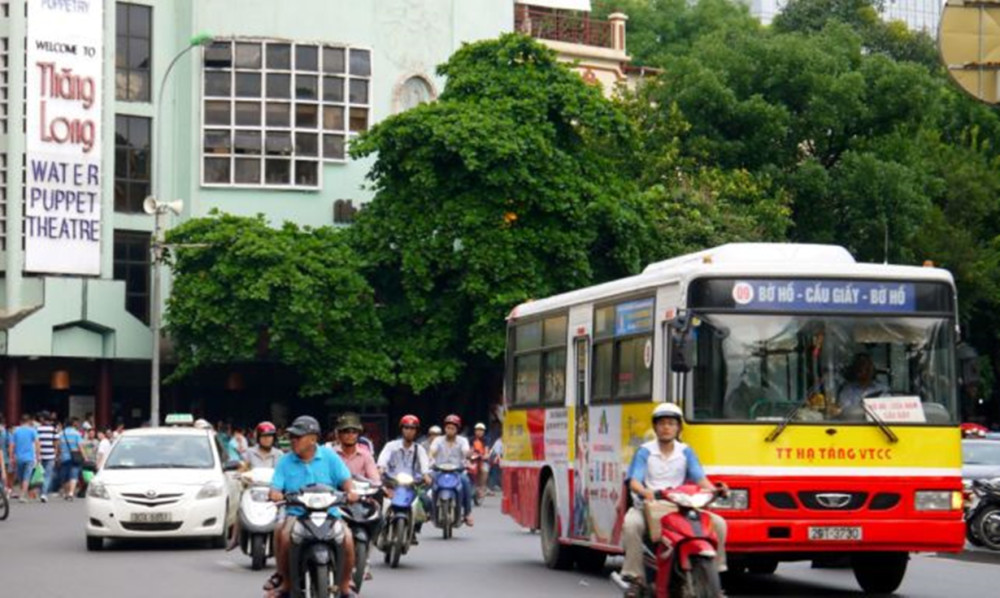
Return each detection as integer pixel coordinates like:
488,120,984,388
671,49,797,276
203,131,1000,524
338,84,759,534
808,526,861,541
130,512,172,523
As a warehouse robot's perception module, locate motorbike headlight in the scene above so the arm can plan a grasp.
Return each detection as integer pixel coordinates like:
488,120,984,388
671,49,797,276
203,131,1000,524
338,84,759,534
196,481,225,500
304,493,336,510
87,481,110,500
915,490,962,511
395,473,414,486
250,488,271,502
712,489,749,510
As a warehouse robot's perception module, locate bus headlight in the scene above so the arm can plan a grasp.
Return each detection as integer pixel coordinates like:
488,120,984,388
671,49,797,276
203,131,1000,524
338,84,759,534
914,491,962,511
712,489,749,510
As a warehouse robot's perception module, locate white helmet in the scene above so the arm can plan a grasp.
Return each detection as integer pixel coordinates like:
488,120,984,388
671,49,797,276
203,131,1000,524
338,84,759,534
428,425,443,435
652,403,684,424
474,422,487,431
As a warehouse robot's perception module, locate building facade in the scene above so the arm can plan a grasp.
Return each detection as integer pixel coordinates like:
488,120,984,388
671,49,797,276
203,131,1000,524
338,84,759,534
0,0,513,428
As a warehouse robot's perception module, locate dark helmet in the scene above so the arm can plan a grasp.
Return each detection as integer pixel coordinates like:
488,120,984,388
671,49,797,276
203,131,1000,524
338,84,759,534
287,415,321,438
336,412,364,433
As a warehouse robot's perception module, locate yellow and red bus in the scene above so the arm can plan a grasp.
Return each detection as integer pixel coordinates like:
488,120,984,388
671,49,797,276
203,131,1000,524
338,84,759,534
501,243,965,593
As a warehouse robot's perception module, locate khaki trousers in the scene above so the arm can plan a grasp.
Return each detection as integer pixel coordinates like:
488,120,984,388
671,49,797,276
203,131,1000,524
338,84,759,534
621,505,728,580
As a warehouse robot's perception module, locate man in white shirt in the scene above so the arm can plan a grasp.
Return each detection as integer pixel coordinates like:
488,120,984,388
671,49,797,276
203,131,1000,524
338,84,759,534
429,414,474,526
377,415,432,544
620,403,728,588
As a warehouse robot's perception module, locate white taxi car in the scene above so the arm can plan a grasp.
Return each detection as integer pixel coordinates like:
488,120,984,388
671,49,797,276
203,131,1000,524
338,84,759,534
85,427,242,550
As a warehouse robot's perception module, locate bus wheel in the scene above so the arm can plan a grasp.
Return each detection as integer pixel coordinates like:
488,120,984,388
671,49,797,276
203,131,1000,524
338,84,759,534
852,552,908,594
540,478,573,570
574,547,607,573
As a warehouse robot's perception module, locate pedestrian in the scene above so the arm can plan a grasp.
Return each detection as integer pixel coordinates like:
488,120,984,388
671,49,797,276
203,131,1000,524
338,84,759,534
229,426,248,459
95,430,113,469
10,414,40,502
488,435,503,493
36,412,58,502
0,415,11,497
59,418,84,500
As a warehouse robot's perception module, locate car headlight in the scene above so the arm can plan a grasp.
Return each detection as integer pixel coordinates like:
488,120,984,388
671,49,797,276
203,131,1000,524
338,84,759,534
196,481,225,500
87,481,110,500
712,489,749,510
915,490,962,511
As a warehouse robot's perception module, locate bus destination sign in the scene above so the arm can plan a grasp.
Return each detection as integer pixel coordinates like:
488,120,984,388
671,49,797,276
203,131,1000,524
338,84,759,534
729,279,916,312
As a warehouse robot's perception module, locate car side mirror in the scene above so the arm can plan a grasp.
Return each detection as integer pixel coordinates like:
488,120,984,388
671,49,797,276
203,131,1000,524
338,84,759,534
223,460,242,472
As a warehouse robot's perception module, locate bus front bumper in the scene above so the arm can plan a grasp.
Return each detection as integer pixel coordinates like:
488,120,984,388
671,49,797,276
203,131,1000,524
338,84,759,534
725,518,964,554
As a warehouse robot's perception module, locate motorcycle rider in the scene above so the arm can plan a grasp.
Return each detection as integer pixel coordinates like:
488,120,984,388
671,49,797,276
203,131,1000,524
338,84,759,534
376,415,432,543
421,425,442,453
266,415,358,598
334,413,379,481
429,414,474,526
620,403,728,594
471,422,489,500
244,421,284,469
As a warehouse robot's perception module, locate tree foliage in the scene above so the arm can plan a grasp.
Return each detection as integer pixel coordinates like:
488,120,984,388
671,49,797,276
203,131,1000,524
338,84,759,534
165,212,391,398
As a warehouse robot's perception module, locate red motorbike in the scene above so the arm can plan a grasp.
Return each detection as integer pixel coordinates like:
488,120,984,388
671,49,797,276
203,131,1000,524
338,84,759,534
612,484,726,598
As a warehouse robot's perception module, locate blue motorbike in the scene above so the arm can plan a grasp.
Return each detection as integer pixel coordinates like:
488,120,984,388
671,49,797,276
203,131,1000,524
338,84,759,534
380,472,419,568
432,464,465,539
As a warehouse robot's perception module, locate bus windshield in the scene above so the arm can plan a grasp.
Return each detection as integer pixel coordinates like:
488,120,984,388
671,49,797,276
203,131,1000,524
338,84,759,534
688,313,957,424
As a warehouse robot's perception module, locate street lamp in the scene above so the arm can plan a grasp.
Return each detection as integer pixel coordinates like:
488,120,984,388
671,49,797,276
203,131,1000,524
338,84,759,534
147,32,213,428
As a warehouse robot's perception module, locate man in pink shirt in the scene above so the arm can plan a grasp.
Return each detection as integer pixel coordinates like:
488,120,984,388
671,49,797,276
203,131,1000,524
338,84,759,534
334,413,379,481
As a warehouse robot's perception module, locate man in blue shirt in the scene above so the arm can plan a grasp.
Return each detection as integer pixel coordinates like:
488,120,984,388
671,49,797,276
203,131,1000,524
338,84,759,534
10,414,40,502
59,417,84,500
266,415,357,598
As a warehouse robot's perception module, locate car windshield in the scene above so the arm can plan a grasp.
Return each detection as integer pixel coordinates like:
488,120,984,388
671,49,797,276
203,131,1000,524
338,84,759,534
104,435,215,469
688,313,957,424
963,442,1000,466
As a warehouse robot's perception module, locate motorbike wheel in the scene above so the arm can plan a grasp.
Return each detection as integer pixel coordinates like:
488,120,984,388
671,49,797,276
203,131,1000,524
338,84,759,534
307,562,331,598
686,555,723,598
250,534,266,571
975,506,1000,551
353,541,368,594
0,488,8,521
389,518,406,569
851,552,908,594
443,504,453,540
967,517,985,547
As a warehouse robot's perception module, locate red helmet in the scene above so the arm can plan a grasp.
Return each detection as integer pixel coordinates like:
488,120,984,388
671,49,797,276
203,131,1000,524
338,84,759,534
444,414,462,428
256,421,277,436
399,414,421,428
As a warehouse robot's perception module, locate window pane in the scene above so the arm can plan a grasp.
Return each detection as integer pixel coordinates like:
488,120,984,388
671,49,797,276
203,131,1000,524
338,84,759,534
348,107,368,132
515,354,541,404
203,129,231,154
323,77,344,102
616,337,653,398
265,159,290,184
323,106,345,131
115,36,127,68
543,316,568,347
266,102,291,127
130,71,151,101
323,134,345,160
543,350,567,404
235,43,262,69
266,43,291,69
132,149,150,179
295,132,318,156
295,104,318,128
115,148,128,178
204,71,231,96
116,3,128,31
234,130,262,155
593,342,613,400
349,49,371,76
294,160,318,186
126,264,147,292
266,73,291,99
516,321,542,351
204,42,232,68
204,100,231,126
323,47,345,73
295,74,318,100
235,72,261,98
129,38,150,69
204,157,231,183
128,182,148,211
234,101,261,126
115,69,129,100
126,117,150,147
349,79,368,104
129,4,152,38
264,132,292,156
234,158,261,184
595,306,614,339
295,45,319,71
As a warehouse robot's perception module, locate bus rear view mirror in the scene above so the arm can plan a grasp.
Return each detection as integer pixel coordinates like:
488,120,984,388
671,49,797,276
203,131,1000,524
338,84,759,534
670,316,696,373
957,343,981,388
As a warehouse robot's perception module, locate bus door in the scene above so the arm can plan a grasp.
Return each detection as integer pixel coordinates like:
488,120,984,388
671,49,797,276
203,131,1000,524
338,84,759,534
570,335,591,539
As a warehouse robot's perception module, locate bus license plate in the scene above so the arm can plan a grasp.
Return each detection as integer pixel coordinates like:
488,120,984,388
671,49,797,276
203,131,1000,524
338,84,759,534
808,526,861,541
130,512,172,523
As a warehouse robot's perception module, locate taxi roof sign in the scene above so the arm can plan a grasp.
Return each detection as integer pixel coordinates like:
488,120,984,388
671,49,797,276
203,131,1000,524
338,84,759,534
165,413,194,426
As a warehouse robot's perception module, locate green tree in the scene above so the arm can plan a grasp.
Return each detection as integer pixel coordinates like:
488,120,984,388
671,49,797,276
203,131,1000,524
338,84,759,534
349,34,647,392
165,212,391,399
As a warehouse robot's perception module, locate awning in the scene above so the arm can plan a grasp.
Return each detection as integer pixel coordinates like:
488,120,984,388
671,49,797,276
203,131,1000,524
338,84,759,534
518,0,592,11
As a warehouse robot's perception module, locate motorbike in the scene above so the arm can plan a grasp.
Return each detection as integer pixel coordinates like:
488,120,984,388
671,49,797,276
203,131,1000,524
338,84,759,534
432,463,465,539
284,484,350,598
340,477,384,593
966,478,1000,551
380,472,420,569
611,484,726,598
237,468,278,570
467,454,484,506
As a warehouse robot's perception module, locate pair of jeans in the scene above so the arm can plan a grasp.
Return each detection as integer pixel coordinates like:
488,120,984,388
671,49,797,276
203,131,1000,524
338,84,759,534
41,459,56,494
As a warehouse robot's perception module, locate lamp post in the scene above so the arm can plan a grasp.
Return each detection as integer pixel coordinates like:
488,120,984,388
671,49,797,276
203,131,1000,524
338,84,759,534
147,32,213,428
